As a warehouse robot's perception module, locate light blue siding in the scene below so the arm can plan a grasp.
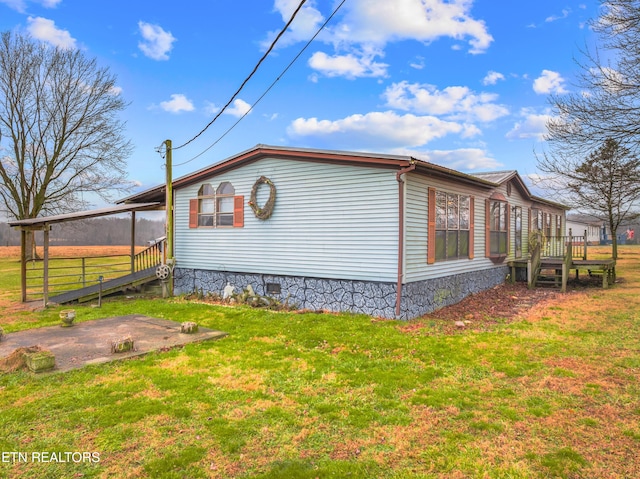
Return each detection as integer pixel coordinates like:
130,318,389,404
174,157,399,282
403,174,549,283
404,174,495,282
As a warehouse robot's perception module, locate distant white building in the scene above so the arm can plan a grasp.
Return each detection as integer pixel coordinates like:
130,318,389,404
566,217,601,245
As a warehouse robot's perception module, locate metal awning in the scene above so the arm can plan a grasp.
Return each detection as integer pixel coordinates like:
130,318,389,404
8,202,162,230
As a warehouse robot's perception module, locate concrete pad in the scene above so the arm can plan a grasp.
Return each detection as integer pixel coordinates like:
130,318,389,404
0,315,227,373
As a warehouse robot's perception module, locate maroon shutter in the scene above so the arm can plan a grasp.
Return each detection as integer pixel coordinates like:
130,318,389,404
469,196,474,259
427,188,436,264
189,199,198,228
485,199,491,257
506,203,511,255
233,196,244,227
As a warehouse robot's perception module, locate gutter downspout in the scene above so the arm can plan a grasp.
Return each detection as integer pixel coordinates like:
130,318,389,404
396,162,416,318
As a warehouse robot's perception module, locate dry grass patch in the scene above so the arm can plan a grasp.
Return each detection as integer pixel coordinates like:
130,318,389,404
207,365,265,392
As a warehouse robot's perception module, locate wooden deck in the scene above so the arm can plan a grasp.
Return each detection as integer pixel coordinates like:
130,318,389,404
509,257,616,292
571,259,616,288
508,232,616,292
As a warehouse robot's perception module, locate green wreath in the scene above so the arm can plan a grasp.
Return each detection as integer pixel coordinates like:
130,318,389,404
249,176,276,220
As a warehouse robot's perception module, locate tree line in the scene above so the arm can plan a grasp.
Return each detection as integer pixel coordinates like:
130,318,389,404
0,217,164,247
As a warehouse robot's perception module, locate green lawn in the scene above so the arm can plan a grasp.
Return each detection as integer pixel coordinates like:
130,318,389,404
0,247,639,478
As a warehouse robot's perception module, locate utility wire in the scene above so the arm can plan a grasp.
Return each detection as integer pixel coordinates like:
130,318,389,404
172,0,309,151
174,0,347,167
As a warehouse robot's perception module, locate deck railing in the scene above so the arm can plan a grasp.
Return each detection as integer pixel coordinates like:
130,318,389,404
134,237,166,272
538,229,588,260
25,254,133,300
24,238,167,301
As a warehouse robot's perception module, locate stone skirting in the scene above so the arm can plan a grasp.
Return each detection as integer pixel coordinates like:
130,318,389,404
174,266,510,320
399,266,509,320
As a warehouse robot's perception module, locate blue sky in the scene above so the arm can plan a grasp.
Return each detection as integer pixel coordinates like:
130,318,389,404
0,0,600,198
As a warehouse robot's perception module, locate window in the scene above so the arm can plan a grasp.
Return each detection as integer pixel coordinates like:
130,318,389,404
216,182,235,227
197,184,214,227
544,213,552,238
555,215,562,238
514,206,522,258
189,182,244,229
530,208,537,231
428,189,473,263
487,196,508,257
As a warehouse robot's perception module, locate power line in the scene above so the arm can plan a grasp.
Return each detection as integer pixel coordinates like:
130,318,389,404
173,0,348,167
172,0,309,151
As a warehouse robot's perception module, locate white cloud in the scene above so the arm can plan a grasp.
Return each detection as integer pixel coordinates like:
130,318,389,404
409,56,425,70
392,147,502,170
593,66,626,94
308,50,388,79
268,0,493,80
288,110,472,148
383,81,509,122
261,0,325,49
224,99,252,118
26,16,76,49
483,70,505,85
545,8,571,23
329,0,493,53
159,94,194,113
204,101,221,116
0,0,60,12
506,109,552,140
0,0,26,10
138,21,176,61
533,70,567,94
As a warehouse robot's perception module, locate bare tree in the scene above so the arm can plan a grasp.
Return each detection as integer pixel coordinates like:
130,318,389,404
545,0,640,157
539,0,640,258
0,31,132,257
538,138,640,259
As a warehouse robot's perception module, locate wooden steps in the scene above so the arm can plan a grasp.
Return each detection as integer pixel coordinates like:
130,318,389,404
534,259,565,290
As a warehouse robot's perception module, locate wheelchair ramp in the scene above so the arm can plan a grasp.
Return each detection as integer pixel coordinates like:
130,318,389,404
48,267,159,304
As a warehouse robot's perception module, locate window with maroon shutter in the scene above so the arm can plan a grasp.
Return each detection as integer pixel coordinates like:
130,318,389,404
190,182,244,228
428,188,472,263
215,182,235,227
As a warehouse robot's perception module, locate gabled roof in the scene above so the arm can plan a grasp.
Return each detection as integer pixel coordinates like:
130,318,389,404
118,144,497,204
117,144,567,210
471,170,569,210
471,170,518,185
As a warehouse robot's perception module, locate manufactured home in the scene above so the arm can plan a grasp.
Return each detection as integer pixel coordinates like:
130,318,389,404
121,145,567,319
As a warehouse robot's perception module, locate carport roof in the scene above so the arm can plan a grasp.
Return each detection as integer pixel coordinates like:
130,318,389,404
7,202,162,229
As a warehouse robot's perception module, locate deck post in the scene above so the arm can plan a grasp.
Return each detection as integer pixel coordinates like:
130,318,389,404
561,262,567,292
130,211,136,274
583,229,588,260
567,229,573,261
43,226,49,307
20,229,27,302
